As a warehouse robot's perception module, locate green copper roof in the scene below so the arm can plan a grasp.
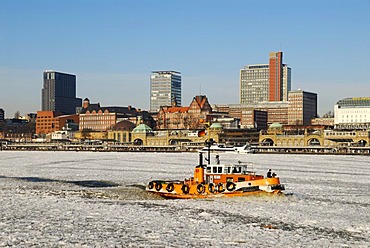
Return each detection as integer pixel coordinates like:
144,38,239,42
210,123,222,129
269,122,282,128
337,97,370,107
132,124,153,133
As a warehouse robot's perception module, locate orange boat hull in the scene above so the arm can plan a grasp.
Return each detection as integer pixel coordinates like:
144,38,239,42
148,189,283,199
146,178,284,199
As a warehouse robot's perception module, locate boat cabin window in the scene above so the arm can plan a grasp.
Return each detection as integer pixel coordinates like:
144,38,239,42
225,167,231,173
210,166,225,174
238,177,245,182
232,167,241,174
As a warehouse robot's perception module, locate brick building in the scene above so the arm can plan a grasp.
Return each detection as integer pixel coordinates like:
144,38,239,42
157,95,213,130
212,102,288,128
288,90,317,125
36,111,79,135
79,98,154,131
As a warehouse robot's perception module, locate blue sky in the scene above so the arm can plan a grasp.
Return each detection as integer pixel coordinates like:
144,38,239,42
1,0,370,118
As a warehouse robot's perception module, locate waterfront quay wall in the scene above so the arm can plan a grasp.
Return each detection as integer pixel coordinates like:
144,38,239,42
0,142,192,153
1,142,370,155
254,146,370,155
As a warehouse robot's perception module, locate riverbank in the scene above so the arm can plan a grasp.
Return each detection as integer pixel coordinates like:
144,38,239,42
1,142,370,155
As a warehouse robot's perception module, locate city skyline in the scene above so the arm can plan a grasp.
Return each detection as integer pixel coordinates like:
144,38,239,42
1,1,370,118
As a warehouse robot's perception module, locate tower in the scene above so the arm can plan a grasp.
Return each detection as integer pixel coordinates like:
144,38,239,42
82,98,90,109
150,71,181,112
269,51,283,101
42,70,82,115
240,51,291,104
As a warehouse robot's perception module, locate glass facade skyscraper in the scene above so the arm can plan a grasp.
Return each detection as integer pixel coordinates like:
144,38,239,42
150,71,181,112
42,70,82,114
240,64,270,104
240,51,291,104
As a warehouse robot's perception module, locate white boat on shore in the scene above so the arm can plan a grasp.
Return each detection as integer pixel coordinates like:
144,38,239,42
200,143,255,153
234,144,255,154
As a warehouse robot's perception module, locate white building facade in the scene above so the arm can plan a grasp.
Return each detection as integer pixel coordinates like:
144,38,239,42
240,64,269,104
51,129,75,141
334,97,370,129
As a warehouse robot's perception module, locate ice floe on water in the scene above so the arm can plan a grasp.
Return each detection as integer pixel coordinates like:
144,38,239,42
0,151,369,247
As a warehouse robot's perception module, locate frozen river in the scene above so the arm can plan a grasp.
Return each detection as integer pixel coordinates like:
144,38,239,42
0,151,369,247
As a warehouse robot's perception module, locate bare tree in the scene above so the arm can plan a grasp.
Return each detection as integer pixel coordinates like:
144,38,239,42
322,111,334,118
14,111,21,119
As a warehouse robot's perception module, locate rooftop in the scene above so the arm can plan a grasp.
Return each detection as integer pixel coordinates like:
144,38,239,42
132,124,153,133
151,71,181,75
337,97,370,107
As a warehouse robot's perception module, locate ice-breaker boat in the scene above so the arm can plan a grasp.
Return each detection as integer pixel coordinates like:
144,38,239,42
146,144,284,199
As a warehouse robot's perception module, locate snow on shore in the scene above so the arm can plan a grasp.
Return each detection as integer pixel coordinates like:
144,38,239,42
0,151,369,247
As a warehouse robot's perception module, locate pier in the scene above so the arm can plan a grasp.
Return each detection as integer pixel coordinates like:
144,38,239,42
253,145,370,155
1,141,370,154
1,142,179,152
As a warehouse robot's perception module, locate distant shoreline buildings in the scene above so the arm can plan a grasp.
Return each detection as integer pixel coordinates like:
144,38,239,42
2,51,370,151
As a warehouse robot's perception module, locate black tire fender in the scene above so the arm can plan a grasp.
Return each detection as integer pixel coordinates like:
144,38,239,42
217,183,225,193
208,183,215,193
197,184,205,194
182,184,190,194
155,182,162,191
148,181,154,190
226,181,236,191
166,183,175,192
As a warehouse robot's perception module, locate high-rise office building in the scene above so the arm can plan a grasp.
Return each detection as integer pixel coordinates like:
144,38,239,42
42,70,82,115
0,108,4,121
150,71,181,112
269,51,283,101
282,63,292,103
240,64,270,104
240,51,291,104
288,90,317,125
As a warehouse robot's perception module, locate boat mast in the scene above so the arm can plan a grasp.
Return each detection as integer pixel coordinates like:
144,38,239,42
205,138,213,165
